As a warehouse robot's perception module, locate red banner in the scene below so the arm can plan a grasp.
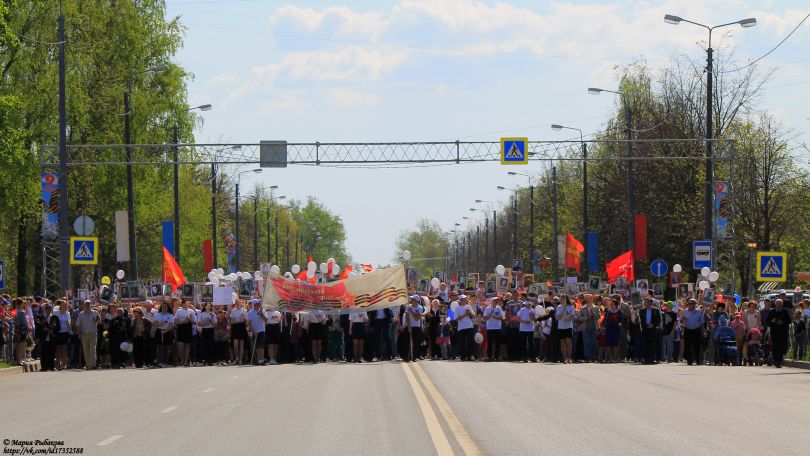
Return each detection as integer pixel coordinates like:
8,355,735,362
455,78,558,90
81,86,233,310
606,250,635,284
565,232,585,273
202,240,213,272
162,247,186,292
634,214,648,261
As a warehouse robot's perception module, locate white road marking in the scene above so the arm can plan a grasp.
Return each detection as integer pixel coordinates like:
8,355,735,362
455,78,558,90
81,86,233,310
97,435,123,446
161,405,179,413
229,375,239,380
202,387,215,393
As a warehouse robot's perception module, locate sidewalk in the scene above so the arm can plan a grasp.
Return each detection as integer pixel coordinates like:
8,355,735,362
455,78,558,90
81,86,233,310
784,359,810,370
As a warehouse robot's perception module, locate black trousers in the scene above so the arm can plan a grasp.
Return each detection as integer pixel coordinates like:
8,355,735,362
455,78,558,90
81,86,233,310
772,332,788,366
684,328,702,365
202,328,215,365
110,337,124,367
404,327,422,361
41,339,56,371
519,331,534,361
458,328,475,360
507,327,519,360
642,328,658,364
487,329,501,360
133,337,148,367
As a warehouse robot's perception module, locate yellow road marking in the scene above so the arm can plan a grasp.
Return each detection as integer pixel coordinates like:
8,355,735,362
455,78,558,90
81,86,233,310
413,363,485,456
401,363,454,456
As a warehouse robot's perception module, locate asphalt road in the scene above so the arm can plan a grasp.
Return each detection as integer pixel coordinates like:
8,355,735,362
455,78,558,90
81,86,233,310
2,362,809,456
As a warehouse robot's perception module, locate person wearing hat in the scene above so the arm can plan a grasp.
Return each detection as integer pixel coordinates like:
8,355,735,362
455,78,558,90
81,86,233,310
401,295,424,362
130,307,152,368
75,300,100,369
482,296,504,361
455,294,475,361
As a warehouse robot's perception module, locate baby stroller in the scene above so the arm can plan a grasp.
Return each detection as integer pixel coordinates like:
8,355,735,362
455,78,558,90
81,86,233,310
714,325,739,366
746,328,764,366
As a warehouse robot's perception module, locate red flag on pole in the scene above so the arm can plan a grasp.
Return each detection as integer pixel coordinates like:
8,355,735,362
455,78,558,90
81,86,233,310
606,250,634,284
360,264,374,273
162,246,186,292
339,264,353,280
565,232,585,273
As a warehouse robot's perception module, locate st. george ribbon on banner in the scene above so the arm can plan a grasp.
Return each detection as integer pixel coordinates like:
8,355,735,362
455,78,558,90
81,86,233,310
262,264,408,313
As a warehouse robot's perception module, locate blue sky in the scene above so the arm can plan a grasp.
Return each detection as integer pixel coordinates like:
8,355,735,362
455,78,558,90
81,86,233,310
164,0,809,266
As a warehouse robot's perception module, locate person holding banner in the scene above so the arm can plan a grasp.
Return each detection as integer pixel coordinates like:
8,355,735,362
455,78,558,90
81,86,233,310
247,300,268,365
229,301,249,365
308,309,326,364
348,310,368,363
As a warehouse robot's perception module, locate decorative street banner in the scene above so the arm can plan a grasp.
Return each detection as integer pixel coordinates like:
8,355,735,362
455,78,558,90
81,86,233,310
715,181,730,240
262,264,408,313
41,172,59,240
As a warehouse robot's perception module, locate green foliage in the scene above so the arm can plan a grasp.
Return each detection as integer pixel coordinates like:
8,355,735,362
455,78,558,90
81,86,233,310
395,219,449,277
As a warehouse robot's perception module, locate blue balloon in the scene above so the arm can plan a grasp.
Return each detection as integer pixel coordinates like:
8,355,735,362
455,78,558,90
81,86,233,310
734,294,741,305
447,308,455,320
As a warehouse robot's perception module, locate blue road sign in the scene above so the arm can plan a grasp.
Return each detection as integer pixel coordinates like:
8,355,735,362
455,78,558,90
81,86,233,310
0,259,5,289
650,259,668,277
756,251,787,282
500,137,528,165
70,236,98,265
692,240,713,270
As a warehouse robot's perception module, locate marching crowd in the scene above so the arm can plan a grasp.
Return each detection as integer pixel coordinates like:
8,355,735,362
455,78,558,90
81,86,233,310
1,285,808,370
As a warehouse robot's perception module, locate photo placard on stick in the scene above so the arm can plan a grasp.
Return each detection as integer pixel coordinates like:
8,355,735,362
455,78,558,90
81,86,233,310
213,286,234,305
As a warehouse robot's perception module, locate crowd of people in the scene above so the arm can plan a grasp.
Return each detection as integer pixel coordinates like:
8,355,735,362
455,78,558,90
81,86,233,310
1,286,808,370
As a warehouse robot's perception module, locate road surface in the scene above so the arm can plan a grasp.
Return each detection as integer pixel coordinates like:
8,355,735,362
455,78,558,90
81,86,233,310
2,362,808,455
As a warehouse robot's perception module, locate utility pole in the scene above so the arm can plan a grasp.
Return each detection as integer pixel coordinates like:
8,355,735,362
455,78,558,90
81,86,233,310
173,125,180,263
57,0,70,293
124,91,138,278
493,210,497,267
512,194,518,260
529,185,534,272
211,163,217,268
582,141,588,274
253,196,259,271
476,225,481,273
552,165,559,278
624,98,634,255
266,207,271,262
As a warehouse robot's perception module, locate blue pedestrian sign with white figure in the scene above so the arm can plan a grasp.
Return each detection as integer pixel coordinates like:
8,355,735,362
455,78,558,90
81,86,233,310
650,259,668,277
500,137,528,165
70,236,99,265
692,240,713,270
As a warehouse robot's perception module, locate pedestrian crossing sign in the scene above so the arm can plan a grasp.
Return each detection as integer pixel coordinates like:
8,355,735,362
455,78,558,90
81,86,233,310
755,251,786,282
500,137,529,165
70,236,99,265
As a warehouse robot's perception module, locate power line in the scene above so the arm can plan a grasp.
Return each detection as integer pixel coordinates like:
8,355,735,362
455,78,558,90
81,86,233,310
721,11,810,74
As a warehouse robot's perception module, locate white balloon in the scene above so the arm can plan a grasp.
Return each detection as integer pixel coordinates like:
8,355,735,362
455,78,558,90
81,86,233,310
708,271,720,282
327,257,335,264
116,269,125,280
698,281,710,291
672,264,682,273
119,341,129,352
126,343,133,353
284,272,293,278
208,271,217,281
291,264,301,274
307,261,317,272
495,265,506,276
700,267,711,277
270,265,281,275
332,264,341,276
534,305,543,315
474,332,484,344
254,271,262,280
431,277,441,289
232,292,238,302
319,262,328,273
241,272,252,280
402,250,412,261
450,301,459,312
306,269,315,279
216,268,224,275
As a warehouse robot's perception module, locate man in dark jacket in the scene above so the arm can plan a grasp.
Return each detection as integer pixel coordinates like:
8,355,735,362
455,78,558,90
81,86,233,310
36,303,60,371
108,307,131,368
640,298,661,364
767,298,791,368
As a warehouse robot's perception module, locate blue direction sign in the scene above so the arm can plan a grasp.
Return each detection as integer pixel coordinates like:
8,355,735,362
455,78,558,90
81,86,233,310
500,137,528,165
0,259,5,289
70,236,99,265
692,240,713,270
650,259,668,277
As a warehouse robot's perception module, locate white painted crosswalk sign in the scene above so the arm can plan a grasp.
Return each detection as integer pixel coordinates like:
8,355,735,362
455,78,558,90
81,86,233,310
755,251,786,282
70,236,99,265
500,137,528,165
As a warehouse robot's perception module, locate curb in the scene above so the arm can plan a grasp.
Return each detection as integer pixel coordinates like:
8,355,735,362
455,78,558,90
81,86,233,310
0,366,24,378
784,359,810,370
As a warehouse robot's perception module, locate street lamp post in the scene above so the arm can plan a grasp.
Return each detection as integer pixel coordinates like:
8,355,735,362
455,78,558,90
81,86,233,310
57,1,69,293
470,208,489,271
235,169,262,271
589,87,634,255
173,104,211,264
552,165,559,277
274,197,287,265
123,65,168,279
552,124,588,274
664,14,756,243
497,186,520,262
475,200,495,267
508,171,536,271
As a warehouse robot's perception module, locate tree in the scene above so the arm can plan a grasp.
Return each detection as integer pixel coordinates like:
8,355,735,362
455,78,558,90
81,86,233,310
395,219,449,277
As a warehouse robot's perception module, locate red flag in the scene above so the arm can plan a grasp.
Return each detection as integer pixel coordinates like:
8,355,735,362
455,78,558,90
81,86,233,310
606,250,634,284
634,214,648,261
297,271,308,281
339,265,353,280
327,260,334,277
452,273,457,283
162,246,186,292
565,232,585,273
360,263,374,273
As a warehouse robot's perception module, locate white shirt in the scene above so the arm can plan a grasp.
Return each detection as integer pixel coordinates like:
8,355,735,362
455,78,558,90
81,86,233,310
483,305,504,330
456,304,474,330
405,305,424,328
267,310,282,325
229,308,247,324
56,311,71,333
556,304,576,330
349,312,367,323
198,311,217,328
175,308,192,325
155,312,174,331
308,310,326,324
247,309,267,333
517,307,535,332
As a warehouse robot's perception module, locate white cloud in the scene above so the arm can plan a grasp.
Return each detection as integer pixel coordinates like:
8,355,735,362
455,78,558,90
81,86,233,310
269,5,389,41
327,88,381,105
